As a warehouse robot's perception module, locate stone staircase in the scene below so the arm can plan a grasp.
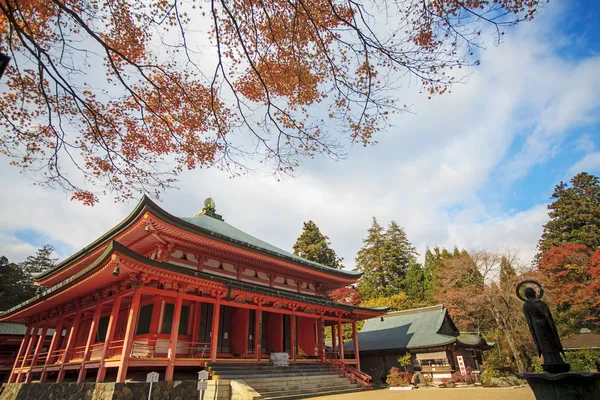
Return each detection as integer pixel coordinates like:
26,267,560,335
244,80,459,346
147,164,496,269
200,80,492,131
206,362,365,400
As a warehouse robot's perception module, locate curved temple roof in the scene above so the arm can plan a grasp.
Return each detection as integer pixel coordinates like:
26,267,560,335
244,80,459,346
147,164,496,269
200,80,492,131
0,241,386,322
35,196,361,283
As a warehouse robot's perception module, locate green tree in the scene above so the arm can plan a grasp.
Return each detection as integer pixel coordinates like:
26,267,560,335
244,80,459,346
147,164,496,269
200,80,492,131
354,218,417,299
499,256,517,289
20,244,57,276
404,259,425,302
293,221,343,269
536,172,600,262
423,246,463,302
0,256,37,311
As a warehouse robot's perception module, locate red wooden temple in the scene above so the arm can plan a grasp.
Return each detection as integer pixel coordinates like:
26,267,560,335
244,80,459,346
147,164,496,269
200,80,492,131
0,197,386,384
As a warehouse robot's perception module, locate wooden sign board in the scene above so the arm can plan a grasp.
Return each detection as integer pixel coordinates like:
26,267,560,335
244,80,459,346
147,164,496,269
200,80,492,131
198,370,210,380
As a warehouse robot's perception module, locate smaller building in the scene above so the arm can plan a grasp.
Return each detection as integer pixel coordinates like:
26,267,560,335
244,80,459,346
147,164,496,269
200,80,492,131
562,328,600,351
344,304,491,383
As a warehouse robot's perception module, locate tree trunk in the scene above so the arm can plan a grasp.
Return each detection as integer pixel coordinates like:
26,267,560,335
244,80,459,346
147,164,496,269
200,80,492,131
492,310,525,372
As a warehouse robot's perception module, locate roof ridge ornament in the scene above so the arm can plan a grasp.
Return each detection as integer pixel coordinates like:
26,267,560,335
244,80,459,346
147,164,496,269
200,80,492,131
195,197,224,221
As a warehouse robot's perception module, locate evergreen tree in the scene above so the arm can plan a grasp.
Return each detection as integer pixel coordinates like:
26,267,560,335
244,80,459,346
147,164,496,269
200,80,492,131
0,256,38,311
19,244,57,276
404,259,425,302
536,172,600,262
423,246,463,302
293,221,343,269
499,256,517,289
354,218,417,299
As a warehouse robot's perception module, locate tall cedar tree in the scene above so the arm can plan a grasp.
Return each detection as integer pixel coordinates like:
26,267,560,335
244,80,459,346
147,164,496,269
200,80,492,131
536,173,600,262
355,218,417,299
404,259,425,302
0,0,543,205
20,244,57,276
293,221,343,269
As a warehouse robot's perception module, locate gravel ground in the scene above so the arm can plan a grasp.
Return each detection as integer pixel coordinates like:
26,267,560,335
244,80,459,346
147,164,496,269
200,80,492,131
313,387,535,400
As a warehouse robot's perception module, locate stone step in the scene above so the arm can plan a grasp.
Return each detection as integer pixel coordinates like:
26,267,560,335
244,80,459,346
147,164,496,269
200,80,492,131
257,381,361,395
214,371,339,380
207,363,324,370
243,375,345,388
261,387,363,400
213,367,332,376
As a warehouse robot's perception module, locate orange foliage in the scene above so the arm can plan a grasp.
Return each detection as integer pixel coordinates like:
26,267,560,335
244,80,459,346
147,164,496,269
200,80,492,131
0,0,544,204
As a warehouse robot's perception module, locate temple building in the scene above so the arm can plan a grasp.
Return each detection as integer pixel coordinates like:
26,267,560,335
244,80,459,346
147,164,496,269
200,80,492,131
0,197,386,384
344,305,492,383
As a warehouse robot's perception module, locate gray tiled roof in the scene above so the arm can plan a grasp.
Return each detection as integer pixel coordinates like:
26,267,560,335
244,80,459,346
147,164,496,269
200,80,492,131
0,323,53,336
344,305,491,352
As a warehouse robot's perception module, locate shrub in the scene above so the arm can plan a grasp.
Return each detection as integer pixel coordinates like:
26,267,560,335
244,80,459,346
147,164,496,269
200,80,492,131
386,367,413,387
565,348,600,372
451,366,477,384
480,365,502,386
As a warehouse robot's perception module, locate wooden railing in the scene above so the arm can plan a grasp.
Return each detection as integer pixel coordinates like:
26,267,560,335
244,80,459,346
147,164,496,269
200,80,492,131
320,354,371,390
130,341,211,359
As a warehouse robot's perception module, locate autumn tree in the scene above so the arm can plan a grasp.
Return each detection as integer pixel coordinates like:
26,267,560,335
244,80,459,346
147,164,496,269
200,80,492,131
328,286,362,305
354,218,417,299
536,173,600,262
538,243,600,330
0,0,545,204
293,221,343,269
423,246,463,302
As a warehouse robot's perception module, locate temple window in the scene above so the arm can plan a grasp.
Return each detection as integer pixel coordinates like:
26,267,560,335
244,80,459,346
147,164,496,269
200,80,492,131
161,303,190,334
96,316,110,342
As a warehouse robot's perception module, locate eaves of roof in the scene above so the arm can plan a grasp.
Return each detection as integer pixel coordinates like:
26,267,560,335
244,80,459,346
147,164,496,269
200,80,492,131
35,196,361,283
2,241,385,320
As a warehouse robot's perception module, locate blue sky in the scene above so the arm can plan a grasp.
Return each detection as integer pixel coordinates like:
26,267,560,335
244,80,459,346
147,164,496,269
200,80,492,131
0,0,599,269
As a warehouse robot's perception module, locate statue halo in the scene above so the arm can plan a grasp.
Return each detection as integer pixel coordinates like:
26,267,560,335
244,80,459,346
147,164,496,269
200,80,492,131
516,280,544,302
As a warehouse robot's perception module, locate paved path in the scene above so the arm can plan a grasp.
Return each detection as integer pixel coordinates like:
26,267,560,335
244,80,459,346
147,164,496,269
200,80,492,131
313,386,535,400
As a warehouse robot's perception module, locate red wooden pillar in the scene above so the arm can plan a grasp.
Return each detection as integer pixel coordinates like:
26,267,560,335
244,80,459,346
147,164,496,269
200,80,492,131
40,316,65,383
331,324,336,358
9,325,33,383
290,315,296,362
116,290,142,382
210,299,221,362
191,301,201,344
317,318,324,359
337,320,344,361
17,325,39,382
255,308,262,361
352,320,360,371
165,291,183,381
77,304,103,383
57,310,83,383
148,297,163,353
97,296,122,382
26,321,50,383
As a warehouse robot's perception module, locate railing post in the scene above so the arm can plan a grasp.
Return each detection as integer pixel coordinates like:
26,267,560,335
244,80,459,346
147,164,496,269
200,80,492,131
40,316,65,383
352,320,360,371
26,320,50,383
78,304,103,383
210,299,221,362
317,317,324,359
116,289,142,382
9,325,33,383
331,323,336,358
57,310,83,383
165,290,183,381
97,296,122,382
290,314,296,362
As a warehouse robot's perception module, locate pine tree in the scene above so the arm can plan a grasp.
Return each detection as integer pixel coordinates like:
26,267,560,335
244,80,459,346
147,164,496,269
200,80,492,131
293,221,343,269
536,172,600,262
404,259,425,302
499,256,517,289
423,247,464,302
354,218,417,299
20,244,57,276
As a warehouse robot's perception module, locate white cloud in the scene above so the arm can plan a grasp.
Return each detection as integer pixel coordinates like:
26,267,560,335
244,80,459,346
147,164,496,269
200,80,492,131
568,152,600,176
1,0,598,273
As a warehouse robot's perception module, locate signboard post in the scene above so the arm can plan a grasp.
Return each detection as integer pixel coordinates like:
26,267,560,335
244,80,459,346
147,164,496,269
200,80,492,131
146,372,159,400
198,370,210,400
456,356,467,376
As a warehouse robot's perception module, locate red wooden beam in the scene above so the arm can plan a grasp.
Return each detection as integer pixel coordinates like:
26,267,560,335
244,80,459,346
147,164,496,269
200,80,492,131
78,303,103,383
26,321,50,382
352,320,360,371
210,299,221,362
57,310,83,383
9,325,33,383
116,290,142,382
165,290,183,381
337,319,344,361
97,296,122,382
40,316,65,382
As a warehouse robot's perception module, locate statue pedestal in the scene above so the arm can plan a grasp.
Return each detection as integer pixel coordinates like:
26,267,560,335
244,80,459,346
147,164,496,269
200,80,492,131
517,372,600,400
